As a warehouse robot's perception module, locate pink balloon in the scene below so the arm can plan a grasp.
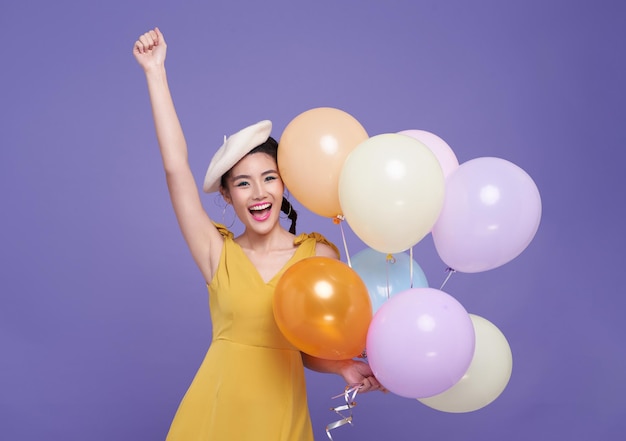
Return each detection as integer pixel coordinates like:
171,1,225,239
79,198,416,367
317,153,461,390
366,288,475,399
398,129,459,178
432,157,542,273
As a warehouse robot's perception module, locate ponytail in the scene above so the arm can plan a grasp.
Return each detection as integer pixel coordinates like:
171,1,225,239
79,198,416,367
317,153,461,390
281,197,297,234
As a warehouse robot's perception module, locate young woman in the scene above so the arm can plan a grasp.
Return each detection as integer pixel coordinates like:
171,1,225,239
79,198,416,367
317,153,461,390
133,27,382,440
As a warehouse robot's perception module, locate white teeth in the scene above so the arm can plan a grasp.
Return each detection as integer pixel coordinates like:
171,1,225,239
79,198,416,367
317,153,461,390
249,203,271,211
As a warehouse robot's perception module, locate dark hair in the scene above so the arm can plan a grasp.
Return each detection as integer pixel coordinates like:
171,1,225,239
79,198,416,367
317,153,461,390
220,136,298,234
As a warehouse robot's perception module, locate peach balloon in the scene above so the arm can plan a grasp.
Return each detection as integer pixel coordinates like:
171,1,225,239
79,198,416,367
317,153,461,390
278,107,368,218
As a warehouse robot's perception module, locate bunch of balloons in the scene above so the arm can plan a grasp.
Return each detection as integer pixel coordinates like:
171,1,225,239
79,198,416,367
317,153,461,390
273,107,541,412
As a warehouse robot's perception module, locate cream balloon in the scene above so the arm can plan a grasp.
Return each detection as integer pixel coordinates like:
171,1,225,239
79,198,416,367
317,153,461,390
418,314,513,412
338,133,445,254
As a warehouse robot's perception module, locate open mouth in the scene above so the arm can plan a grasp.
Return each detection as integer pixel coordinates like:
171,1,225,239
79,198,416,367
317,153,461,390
249,202,272,221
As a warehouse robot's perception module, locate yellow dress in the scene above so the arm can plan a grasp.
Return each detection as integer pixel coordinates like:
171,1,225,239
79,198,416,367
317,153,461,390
166,225,339,441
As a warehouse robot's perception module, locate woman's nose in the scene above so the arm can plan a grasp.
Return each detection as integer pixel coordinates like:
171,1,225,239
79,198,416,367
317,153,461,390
252,182,266,199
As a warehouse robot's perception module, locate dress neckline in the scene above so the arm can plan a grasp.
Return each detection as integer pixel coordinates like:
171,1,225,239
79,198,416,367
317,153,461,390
232,237,304,285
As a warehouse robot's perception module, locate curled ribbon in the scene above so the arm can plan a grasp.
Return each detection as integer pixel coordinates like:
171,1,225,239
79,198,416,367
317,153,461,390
325,383,362,440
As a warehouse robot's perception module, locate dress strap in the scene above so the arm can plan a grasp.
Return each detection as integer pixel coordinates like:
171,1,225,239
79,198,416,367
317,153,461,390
294,232,340,259
213,222,234,240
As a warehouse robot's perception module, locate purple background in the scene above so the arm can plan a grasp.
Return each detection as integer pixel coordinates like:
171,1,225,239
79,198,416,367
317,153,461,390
2,1,624,440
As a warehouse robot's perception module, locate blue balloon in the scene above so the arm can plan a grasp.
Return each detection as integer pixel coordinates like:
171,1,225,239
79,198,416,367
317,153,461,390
351,248,429,314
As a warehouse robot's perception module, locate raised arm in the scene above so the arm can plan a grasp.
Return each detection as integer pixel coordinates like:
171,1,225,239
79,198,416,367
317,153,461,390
133,27,223,283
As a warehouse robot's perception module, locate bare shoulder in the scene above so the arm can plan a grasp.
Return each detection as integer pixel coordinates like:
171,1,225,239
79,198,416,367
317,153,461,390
315,241,339,259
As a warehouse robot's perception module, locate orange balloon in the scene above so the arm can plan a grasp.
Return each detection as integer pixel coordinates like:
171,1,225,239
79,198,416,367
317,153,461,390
273,257,373,360
278,107,369,218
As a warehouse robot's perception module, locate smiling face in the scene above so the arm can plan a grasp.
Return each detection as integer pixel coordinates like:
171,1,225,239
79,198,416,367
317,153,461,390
221,152,284,235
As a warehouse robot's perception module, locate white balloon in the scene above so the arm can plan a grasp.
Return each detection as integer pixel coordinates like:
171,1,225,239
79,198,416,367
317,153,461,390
338,134,445,254
418,314,513,412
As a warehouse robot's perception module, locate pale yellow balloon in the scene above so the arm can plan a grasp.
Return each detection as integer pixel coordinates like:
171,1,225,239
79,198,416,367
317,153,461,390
418,314,513,413
338,133,445,254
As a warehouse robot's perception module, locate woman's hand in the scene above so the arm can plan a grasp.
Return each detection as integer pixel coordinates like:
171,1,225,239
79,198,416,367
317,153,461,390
133,27,167,72
339,359,386,393
301,354,386,393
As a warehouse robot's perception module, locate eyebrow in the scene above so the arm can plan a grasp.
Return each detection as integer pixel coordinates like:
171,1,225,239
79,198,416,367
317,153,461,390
231,169,279,181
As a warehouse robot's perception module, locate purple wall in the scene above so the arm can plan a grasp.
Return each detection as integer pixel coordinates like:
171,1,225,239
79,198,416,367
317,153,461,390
2,0,624,439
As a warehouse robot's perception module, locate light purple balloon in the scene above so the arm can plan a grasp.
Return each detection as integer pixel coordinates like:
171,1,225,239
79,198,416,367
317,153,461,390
432,157,542,273
366,288,475,399
397,129,459,178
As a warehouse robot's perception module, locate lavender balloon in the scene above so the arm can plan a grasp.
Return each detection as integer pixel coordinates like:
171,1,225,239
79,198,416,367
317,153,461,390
432,157,542,273
366,288,475,399
397,129,459,179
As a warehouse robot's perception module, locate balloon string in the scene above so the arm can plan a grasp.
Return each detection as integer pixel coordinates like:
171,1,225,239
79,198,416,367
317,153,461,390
385,254,394,300
335,215,352,268
385,254,393,300
439,267,457,290
409,247,414,288
385,262,390,300
326,384,361,440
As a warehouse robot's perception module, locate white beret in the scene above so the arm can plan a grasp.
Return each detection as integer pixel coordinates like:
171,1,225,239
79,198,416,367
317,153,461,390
203,120,273,193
